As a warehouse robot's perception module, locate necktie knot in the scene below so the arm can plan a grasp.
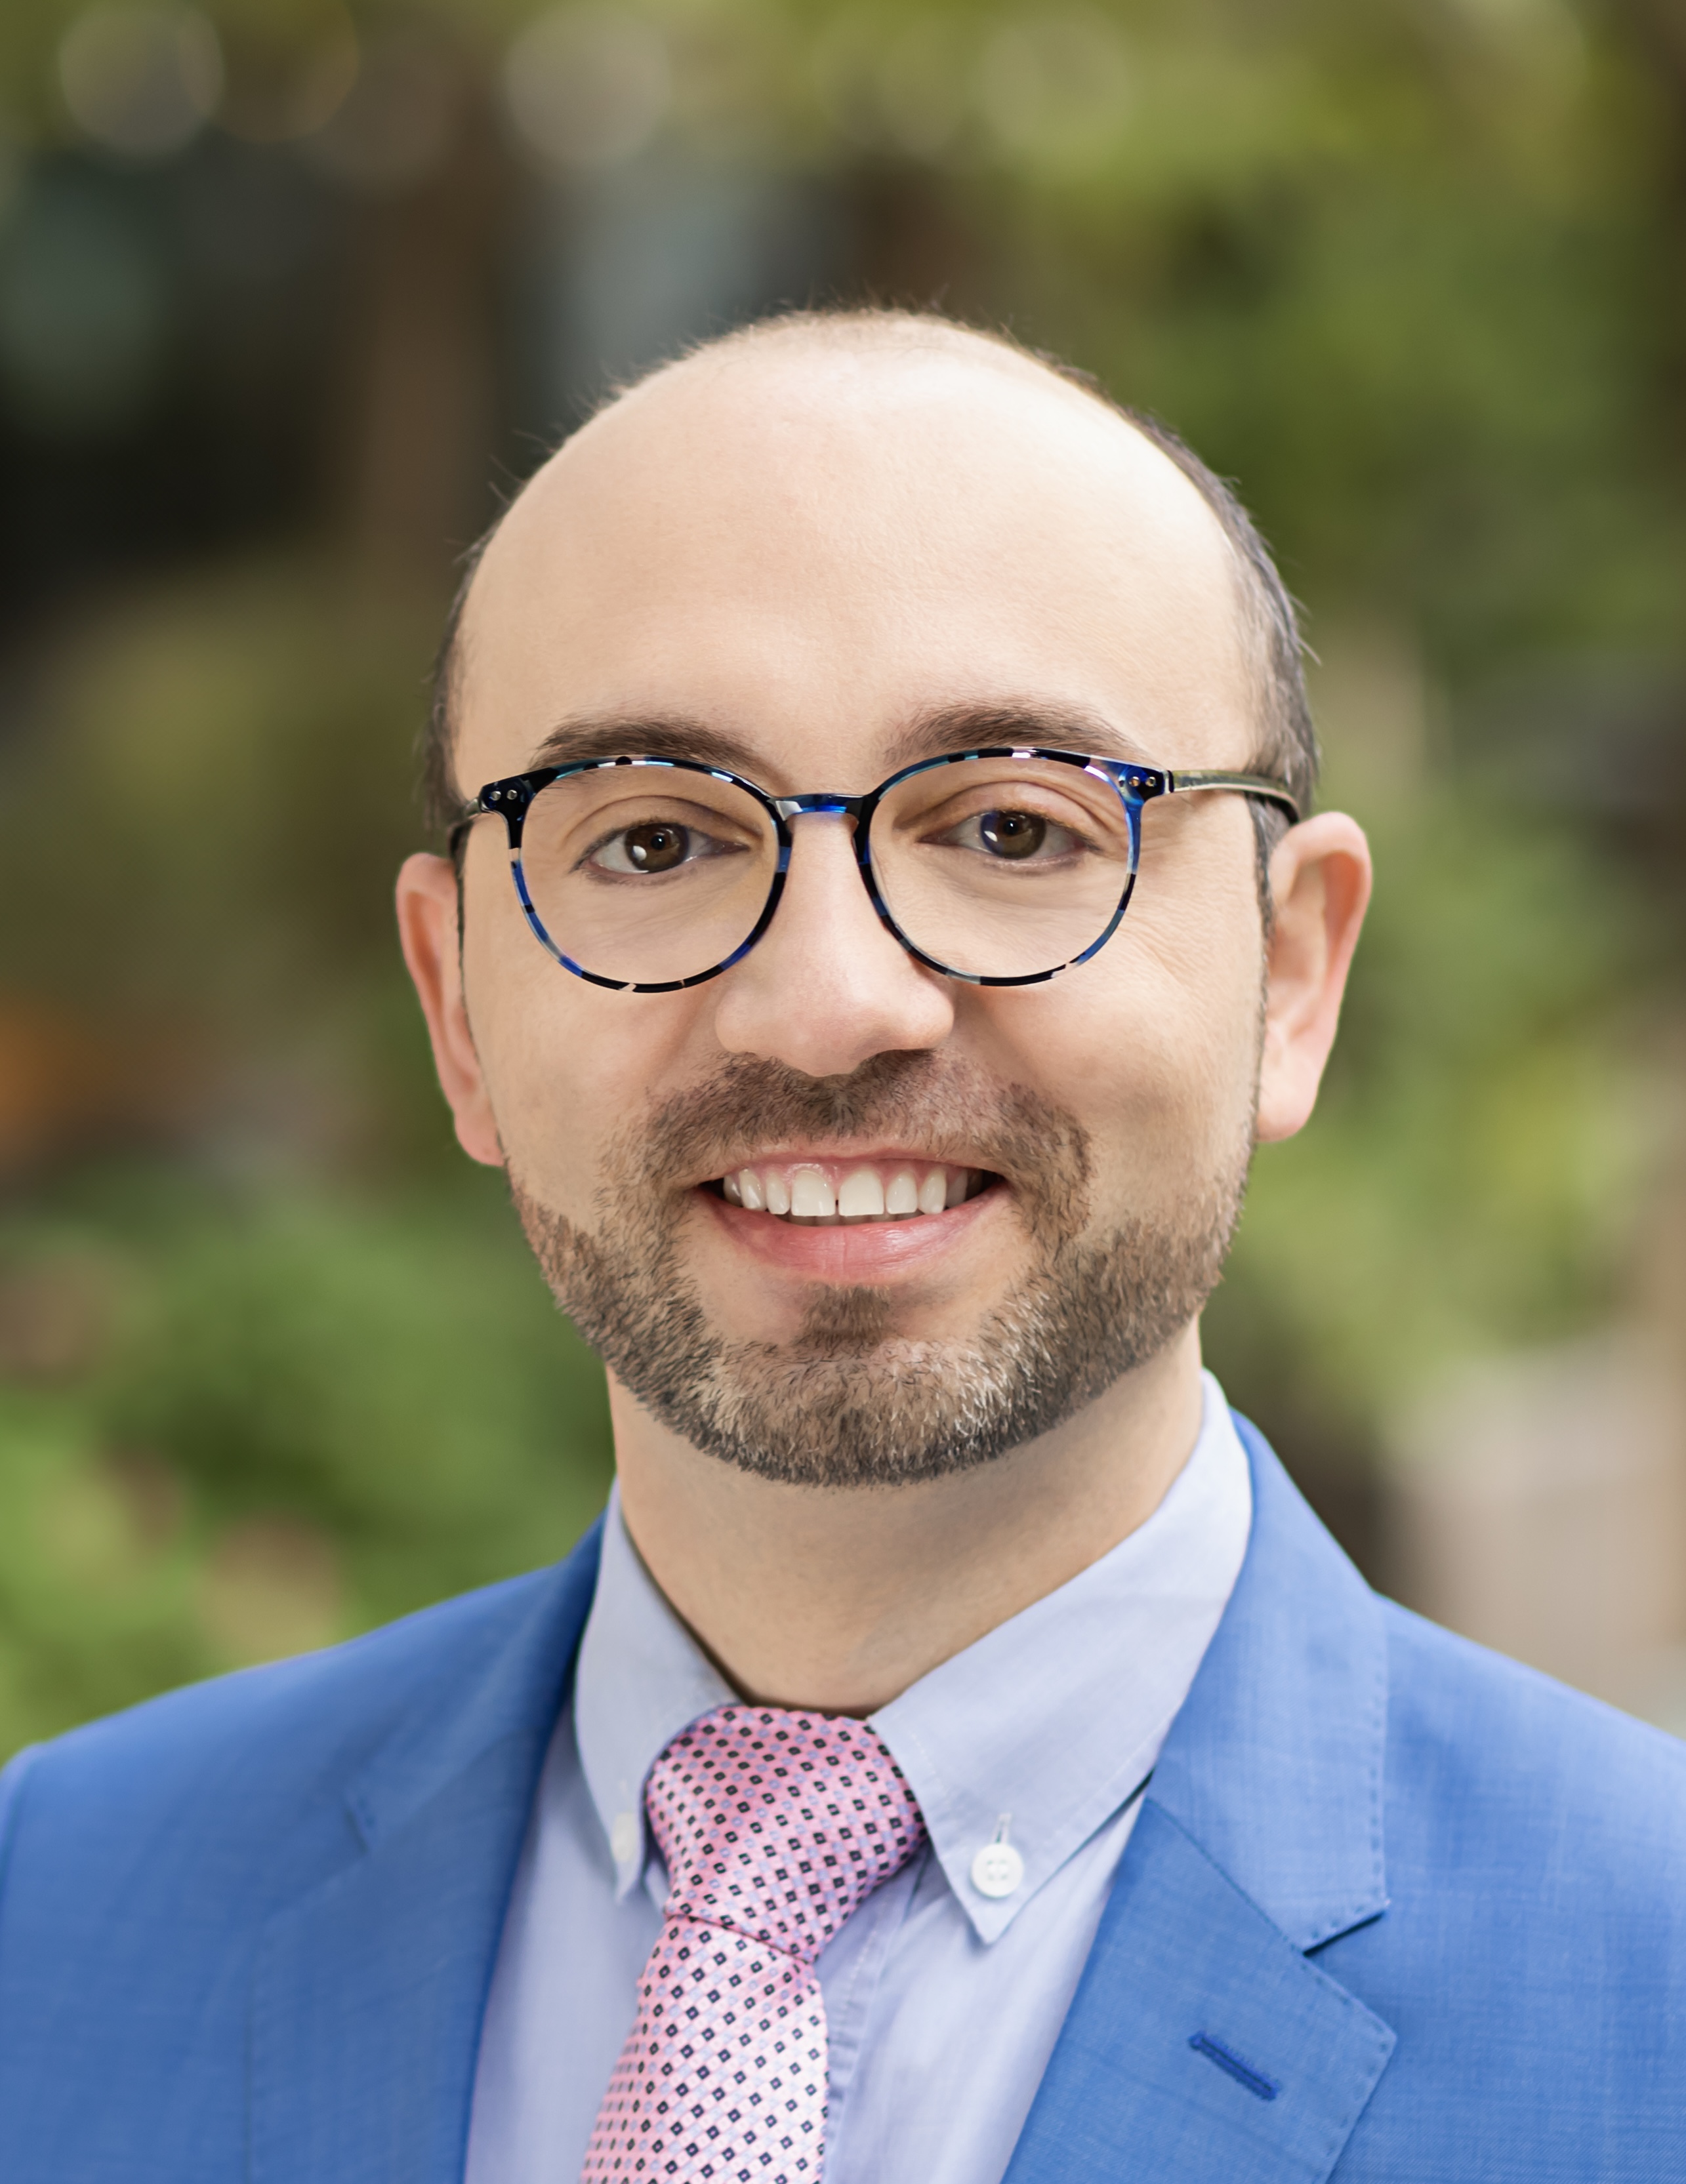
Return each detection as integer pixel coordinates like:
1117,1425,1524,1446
583,1703,926,2181
647,1705,925,1965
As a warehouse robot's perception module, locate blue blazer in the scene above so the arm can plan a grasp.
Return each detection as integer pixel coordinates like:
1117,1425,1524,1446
2,1416,1683,2181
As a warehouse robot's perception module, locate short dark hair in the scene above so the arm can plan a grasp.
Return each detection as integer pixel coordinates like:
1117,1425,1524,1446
422,309,1319,904
1094,395,1318,902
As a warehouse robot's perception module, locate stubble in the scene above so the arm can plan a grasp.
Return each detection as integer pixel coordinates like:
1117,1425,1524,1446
512,1051,1250,1489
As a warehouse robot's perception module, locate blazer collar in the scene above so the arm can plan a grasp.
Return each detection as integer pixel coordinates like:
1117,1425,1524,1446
1001,1416,1396,2184
342,1526,604,1855
1145,1411,1389,1951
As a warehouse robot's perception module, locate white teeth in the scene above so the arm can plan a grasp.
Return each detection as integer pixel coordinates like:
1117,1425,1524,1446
791,1168,835,1220
722,1162,989,1223
838,1168,886,1220
885,1169,919,1217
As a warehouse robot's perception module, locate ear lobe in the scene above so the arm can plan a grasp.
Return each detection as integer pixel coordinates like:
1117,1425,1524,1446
395,852,506,1167
1254,813,1373,1144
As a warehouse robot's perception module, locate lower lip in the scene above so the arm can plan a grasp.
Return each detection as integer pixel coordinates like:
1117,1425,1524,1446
700,1182,1001,1280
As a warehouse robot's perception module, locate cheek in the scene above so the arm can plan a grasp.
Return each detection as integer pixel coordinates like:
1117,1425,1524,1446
975,868,1262,1210
460,866,700,1212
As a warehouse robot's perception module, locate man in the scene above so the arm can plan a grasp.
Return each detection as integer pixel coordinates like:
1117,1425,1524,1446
1,310,1681,2182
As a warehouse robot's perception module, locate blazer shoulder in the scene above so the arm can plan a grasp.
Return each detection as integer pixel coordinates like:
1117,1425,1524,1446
1379,1594,1686,1867
5,1545,594,1868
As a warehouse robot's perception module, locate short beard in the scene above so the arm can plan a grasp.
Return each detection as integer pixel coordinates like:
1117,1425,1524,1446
511,1052,1250,1490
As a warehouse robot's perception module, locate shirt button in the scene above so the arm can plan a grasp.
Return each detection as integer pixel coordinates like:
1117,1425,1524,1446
611,1810,640,1865
970,1840,1025,1899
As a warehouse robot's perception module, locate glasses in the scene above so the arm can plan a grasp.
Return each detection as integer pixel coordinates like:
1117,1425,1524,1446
457,746,1300,992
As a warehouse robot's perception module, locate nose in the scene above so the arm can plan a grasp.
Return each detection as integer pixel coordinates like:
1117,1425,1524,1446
710,813,955,1077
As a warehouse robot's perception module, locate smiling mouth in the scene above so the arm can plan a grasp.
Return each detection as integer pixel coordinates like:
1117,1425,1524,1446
712,1160,996,1225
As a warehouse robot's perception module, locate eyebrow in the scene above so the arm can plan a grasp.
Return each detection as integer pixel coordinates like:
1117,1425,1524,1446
880,702,1156,773
525,716,762,777
522,700,1157,788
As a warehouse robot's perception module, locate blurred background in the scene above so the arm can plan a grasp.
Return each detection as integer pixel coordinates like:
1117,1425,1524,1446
1,0,1683,1761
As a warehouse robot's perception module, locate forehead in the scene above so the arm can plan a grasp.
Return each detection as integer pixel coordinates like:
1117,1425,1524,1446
456,333,1256,796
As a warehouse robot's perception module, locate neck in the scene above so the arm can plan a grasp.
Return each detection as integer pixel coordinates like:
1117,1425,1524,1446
609,1324,1206,1716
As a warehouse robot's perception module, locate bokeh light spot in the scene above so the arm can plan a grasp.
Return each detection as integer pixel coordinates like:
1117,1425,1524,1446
974,7,1133,169
58,4,222,161
503,5,672,172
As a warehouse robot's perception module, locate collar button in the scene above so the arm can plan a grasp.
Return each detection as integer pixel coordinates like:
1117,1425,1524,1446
970,1840,1025,1899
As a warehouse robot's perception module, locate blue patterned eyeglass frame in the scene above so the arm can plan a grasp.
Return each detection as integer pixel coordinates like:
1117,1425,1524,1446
455,745,1302,994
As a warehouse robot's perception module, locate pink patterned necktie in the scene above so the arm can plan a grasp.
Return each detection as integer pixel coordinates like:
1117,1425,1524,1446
581,1703,926,2183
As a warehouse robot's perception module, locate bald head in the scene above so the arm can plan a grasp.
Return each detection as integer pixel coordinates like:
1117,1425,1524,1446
424,310,1315,864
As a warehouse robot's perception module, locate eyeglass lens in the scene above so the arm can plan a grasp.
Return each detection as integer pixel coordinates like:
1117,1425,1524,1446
514,756,1138,986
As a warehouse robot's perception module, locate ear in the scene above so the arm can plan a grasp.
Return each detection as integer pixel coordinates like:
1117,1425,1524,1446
395,852,505,1167
1255,813,1373,1144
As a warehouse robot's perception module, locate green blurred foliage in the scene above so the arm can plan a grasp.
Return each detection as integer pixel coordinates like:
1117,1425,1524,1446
1207,784,1654,1459
0,564,620,1760
0,1169,613,1757
0,0,1682,1754
0,564,428,1015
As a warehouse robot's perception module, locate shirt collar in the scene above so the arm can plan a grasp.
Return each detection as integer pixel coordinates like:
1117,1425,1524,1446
574,1493,734,1901
871,1373,1251,1939
573,1371,1251,1934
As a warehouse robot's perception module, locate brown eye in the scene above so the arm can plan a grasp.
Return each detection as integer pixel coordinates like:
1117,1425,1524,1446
979,809,1046,859
623,822,688,872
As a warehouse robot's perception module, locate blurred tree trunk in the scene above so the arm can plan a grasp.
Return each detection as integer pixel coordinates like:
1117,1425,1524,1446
1606,0,1686,470
844,161,977,315
333,65,508,596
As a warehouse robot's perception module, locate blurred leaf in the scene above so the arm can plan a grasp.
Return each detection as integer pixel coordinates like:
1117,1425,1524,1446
0,1170,613,1756
1206,787,1653,1453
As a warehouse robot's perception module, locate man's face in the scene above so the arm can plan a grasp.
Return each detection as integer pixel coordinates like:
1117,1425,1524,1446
438,336,1273,1484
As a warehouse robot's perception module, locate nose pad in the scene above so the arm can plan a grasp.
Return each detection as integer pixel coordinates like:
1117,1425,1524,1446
775,808,891,945
792,807,891,911
782,807,911,954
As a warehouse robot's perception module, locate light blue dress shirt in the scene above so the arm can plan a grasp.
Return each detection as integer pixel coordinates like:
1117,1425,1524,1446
466,1371,1252,2184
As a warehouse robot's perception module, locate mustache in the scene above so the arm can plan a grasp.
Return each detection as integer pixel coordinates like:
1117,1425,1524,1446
601,1051,1094,1245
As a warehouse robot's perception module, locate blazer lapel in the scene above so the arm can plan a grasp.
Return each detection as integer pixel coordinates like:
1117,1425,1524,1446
250,1526,604,2184
1005,1419,1397,2184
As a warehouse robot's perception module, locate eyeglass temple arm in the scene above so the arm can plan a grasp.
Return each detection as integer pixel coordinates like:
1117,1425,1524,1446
1165,771,1301,824
447,796,495,860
